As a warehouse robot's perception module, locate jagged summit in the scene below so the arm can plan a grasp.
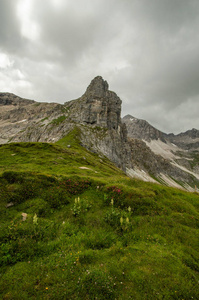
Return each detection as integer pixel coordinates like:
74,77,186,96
122,115,137,121
84,76,109,98
176,128,199,139
68,76,122,130
122,114,165,142
0,92,35,106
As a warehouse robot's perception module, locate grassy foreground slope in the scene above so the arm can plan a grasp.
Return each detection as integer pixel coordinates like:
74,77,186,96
0,131,199,299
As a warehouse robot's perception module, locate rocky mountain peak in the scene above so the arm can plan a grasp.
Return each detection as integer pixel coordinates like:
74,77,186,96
122,114,166,142
68,76,122,130
0,92,35,106
84,76,109,98
122,115,137,122
177,128,199,139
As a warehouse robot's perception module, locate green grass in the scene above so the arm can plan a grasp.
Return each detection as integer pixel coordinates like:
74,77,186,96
50,115,67,125
0,130,199,299
0,129,124,181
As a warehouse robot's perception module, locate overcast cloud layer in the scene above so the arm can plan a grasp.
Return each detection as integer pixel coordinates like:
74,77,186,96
0,0,199,133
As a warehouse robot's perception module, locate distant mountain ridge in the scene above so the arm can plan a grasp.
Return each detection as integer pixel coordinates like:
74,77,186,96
122,114,199,190
0,77,199,191
122,114,199,149
122,114,167,142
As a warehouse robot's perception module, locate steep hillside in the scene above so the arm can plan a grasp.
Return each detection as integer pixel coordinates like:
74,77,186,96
0,139,199,299
0,129,125,181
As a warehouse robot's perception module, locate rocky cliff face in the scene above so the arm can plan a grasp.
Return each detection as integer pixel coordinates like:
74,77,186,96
123,114,199,150
122,114,169,142
0,76,131,171
64,76,122,130
62,76,131,170
167,129,199,150
0,92,63,144
123,114,199,191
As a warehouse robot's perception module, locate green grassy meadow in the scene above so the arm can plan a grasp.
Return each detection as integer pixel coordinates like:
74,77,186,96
0,132,199,299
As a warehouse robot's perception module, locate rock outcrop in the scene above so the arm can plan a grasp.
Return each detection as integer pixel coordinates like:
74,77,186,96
64,76,122,130
0,92,62,144
122,115,167,142
167,129,199,150
123,114,199,150
59,76,131,170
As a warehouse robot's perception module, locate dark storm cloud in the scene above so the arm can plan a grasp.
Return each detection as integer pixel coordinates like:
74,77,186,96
0,0,199,133
0,0,24,53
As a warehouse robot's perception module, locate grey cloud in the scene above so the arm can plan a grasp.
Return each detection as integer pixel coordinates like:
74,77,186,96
0,0,24,53
0,0,199,134
27,1,118,64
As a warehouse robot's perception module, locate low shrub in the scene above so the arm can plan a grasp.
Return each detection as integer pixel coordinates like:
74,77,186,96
130,197,162,215
84,230,116,250
42,187,70,209
2,171,24,184
71,197,92,217
104,186,126,208
20,198,50,217
3,182,39,205
60,177,91,195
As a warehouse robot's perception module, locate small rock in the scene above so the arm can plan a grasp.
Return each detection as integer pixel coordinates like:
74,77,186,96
22,213,27,221
6,202,14,208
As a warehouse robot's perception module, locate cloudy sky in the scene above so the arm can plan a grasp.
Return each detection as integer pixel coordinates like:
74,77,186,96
0,0,199,133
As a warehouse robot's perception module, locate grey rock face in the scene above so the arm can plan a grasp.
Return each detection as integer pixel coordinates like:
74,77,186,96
123,114,199,150
122,114,167,142
167,129,199,150
85,76,109,98
63,76,131,170
0,93,35,106
0,92,63,144
67,76,122,130
123,114,199,190
128,138,196,185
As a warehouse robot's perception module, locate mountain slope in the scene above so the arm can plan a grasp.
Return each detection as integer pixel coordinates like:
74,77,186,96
122,114,167,142
0,81,199,298
123,115,199,191
0,77,131,171
0,139,199,299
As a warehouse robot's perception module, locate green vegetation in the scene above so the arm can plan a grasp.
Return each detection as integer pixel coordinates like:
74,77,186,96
40,117,49,122
190,151,199,169
0,130,199,299
0,129,122,180
50,115,67,126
